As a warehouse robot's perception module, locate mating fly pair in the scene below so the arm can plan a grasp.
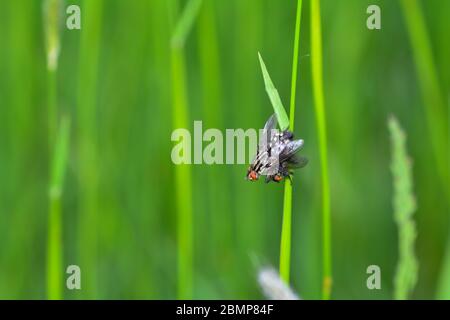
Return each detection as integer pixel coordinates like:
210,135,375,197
246,114,307,183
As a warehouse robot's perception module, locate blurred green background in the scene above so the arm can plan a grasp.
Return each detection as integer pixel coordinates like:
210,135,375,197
0,0,448,299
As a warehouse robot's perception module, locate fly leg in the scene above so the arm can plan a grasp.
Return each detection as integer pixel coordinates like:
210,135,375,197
279,164,292,181
265,174,284,183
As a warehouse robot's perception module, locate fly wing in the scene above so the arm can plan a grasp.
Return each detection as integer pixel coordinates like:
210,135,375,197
252,114,279,166
259,114,278,148
279,139,304,162
250,114,285,175
285,155,308,169
264,114,277,132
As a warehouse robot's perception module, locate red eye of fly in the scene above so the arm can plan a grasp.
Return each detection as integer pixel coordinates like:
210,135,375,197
249,171,257,181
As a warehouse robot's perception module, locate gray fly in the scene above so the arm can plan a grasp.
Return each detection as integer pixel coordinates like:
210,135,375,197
246,114,308,183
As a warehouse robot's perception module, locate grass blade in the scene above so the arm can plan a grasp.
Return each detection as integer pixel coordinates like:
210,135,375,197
399,0,448,299
171,0,203,49
437,237,450,299
47,117,70,300
43,0,62,147
399,0,448,197
50,117,71,204
258,53,290,131
310,0,332,300
288,0,302,133
388,115,419,300
280,183,293,283
171,49,194,299
196,0,233,285
169,0,198,299
77,0,103,298
280,0,303,285
43,0,63,300
258,0,303,286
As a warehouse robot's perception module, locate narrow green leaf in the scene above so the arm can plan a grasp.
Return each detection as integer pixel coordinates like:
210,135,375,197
258,52,290,131
76,0,104,298
279,0,303,285
47,116,70,300
171,0,203,49
437,237,450,299
50,116,71,197
169,0,196,299
399,0,448,197
311,0,332,300
288,0,303,132
43,0,62,71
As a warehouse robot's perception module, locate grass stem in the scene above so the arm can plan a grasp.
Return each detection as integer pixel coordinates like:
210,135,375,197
437,236,450,299
46,67,60,300
310,0,332,300
279,0,303,284
47,117,70,300
399,0,448,196
77,0,104,298
43,0,63,300
399,0,449,300
171,48,194,299
169,0,201,299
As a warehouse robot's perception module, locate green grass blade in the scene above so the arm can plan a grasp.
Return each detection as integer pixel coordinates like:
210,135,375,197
171,49,194,299
47,69,57,148
399,0,448,299
43,0,61,73
310,0,332,300
169,0,197,299
279,0,303,285
50,117,71,201
437,236,450,299
43,0,62,147
196,0,232,285
288,0,302,133
47,116,70,300
43,0,64,300
77,0,103,298
171,0,203,49
258,53,290,131
399,0,448,196
280,181,293,283
388,115,419,300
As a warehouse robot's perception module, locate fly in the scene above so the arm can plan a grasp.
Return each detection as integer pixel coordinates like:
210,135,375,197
246,114,308,183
